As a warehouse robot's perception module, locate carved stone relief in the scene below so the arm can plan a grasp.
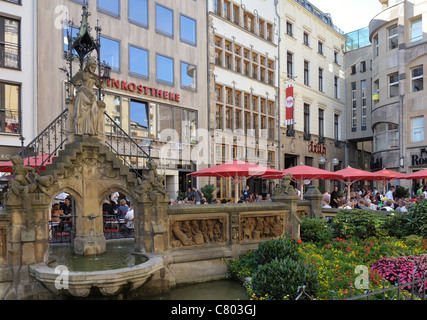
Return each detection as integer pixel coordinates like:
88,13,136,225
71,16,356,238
170,217,226,248
240,215,284,241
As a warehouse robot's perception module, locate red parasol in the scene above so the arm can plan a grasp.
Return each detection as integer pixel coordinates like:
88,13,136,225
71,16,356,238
334,166,376,201
371,169,407,194
280,164,344,199
188,160,284,202
0,154,57,173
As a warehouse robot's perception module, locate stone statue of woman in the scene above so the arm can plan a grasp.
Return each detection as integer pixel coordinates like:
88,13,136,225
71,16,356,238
70,56,106,136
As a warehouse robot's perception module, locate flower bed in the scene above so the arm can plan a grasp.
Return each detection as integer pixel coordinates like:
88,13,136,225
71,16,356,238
227,236,427,300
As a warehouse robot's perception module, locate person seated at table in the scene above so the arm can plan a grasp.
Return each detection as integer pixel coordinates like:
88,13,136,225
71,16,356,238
51,203,64,222
120,203,134,237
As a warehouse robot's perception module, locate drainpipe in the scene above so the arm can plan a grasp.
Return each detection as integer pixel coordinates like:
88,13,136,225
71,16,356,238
274,0,281,169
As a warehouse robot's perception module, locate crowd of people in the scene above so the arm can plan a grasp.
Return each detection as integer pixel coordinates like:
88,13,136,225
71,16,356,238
321,184,426,212
170,186,272,205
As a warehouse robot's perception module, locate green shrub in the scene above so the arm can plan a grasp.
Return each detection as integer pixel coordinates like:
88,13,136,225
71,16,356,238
253,236,300,266
300,217,334,245
403,201,427,238
331,209,389,239
394,186,409,198
250,257,319,300
201,184,215,203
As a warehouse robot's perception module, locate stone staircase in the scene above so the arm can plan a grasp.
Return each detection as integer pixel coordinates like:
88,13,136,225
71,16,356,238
41,136,138,187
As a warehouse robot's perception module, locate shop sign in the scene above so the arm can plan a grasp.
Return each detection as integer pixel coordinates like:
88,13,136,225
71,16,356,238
412,148,427,166
105,78,181,103
308,140,326,156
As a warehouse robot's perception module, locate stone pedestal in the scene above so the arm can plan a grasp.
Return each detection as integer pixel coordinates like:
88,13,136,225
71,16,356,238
304,185,323,218
272,186,300,238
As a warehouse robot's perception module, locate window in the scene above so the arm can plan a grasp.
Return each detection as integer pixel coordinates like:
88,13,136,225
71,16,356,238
180,14,196,46
0,16,20,69
334,114,340,141
388,73,399,98
374,123,399,152
98,0,120,17
181,62,196,91
130,100,149,131
100,36,120,71
373,79,380,104
318,109,324,140
0,82,20,134
182,109,197,144
156,4,173,38
351,82,357,129
223,1,231,21
361,80,367,128
216,105,223,129
360,61,366,73
334,50,339,64
214,0,221,15
304,103,310,139
374,35,379,57
129,45,148,78
129,0,148,28
411,117,424,142
286,21,294,37
233,5,240,25
411,17,422,43
318,41,324,55
388,25,398,50
156,54,174,85
235,109,242,130
411,66,423,92
334,76,340,99
267,24,273,42
287,52,293,79
304,60,310,86
244,13,254,33
318,68,324,92
303,32,310,47
225,107,232,130
351,65,356,75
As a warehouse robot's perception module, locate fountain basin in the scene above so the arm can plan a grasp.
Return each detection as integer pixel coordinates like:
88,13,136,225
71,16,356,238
29,243,163,298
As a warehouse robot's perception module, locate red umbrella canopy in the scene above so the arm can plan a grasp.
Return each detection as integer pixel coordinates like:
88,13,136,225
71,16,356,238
0,154,56,173
334,166,375,182
281,164,343,180
371,169,407,181
404,169,427,179
188,160,283,178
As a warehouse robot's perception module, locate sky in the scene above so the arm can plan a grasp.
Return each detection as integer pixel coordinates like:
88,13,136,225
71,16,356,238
308,0,384,33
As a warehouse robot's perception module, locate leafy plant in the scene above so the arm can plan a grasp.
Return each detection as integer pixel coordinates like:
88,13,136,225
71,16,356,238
300,217,334,245
201,184,215,203
402,201,427,238
253,236,300,266
394,186,410,199
250,257,319,300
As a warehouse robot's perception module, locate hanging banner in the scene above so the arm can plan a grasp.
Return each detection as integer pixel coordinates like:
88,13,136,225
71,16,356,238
285,81,294,126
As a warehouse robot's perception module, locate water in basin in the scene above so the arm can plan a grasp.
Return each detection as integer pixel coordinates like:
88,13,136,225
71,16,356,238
48,240,147,272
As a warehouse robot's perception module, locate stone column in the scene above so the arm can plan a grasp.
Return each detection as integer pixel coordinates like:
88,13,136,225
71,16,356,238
272,185,300,239
73,169,106,256
135,193,169,254
304,185,323,218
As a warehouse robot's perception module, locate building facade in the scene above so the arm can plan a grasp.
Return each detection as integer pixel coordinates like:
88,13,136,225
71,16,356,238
344,27,374,172
369,0,427,189
0,0,37,162
208,0,280,199
277,0,347,191
36,0,208,200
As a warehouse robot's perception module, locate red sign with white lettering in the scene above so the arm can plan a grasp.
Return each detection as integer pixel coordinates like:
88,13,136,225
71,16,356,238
105,78,181,103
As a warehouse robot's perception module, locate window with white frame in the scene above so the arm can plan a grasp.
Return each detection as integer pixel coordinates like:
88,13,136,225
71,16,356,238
411,17,423,43
389,73,399,98
318,68,324,92
374,123,399,152
411,116,424,142
334,76,340,99
388,25,398,50
304,60,310,86
411,66,423,92
361,80,367,128
374,35,379,57
351,82,357,129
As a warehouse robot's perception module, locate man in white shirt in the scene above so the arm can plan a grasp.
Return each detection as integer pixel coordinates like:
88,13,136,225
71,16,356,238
385,187,395,202
120,204,134,237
